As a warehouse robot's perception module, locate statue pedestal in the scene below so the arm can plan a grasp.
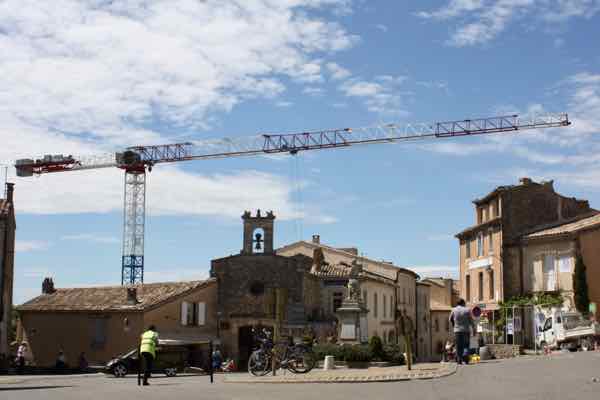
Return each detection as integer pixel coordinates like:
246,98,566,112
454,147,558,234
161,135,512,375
336,299,368,345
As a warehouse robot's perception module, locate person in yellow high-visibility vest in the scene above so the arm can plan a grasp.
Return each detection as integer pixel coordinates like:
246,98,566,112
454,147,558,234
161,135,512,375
140,325,159,386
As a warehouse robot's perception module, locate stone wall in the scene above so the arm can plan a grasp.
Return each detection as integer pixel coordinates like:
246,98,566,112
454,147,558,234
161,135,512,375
211,253,315,320
485,344,522,359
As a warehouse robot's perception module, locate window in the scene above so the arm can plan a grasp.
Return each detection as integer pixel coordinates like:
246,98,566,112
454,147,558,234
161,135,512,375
494,198,500,217
478,272,484,301
477,232,484,257
466,275,471,302
477,208,483,224
91,318,108,349
489,269,495,300
402,287,406,304
558,256,573,273
333,292,343,312
390,296,394,318
445,319,450,332
363,290,368,306
543,255,556,291
181,301,206,326
383,295,387,318
488,230,494,253
434,318,440,332
482,207,487,222
374,293,378,318
466,240,471,259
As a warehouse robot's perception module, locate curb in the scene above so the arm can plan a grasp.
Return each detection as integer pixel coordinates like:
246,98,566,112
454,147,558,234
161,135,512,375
224,364,457,384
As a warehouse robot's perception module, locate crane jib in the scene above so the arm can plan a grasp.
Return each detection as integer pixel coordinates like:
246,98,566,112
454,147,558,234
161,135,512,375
11,112,570,285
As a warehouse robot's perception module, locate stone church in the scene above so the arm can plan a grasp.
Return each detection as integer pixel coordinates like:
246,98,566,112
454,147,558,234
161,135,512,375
210,210,322,367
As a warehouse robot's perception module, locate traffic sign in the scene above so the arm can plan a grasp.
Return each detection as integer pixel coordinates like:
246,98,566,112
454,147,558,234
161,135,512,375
472,305,482,318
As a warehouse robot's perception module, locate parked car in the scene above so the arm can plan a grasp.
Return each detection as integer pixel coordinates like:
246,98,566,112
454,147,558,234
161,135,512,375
105,339,211,378
536,310,600,351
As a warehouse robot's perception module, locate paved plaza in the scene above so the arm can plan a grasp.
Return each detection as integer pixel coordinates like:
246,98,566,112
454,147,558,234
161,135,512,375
1,352,599,400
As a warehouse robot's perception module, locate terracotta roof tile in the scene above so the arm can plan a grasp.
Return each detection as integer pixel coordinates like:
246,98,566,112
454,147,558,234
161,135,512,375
311,263,351,279
17,279,215,312
526,213,600,239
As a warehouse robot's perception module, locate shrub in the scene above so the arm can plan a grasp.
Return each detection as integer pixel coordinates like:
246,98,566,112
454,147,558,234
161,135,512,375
368,336,385,361
313,344,345,361
343,345,372,362
382,344,405,365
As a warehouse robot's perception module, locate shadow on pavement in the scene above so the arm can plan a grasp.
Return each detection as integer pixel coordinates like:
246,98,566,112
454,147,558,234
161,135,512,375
0,385,73,391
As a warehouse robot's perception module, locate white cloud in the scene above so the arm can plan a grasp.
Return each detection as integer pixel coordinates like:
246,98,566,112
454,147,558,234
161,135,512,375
303,87,325,96
339,75,408,115
326,62,352,80
1,0,354,221
416,0,485,19
15,240,50,252
375,24,389,32
417,0,600,47
275,101,294,108
60,233,120,244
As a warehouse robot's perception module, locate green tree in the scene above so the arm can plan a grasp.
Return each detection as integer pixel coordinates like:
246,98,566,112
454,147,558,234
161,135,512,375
573,255,590,314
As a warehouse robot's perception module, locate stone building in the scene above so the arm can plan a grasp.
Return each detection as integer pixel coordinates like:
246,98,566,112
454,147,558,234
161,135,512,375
277,235,420,346
519,213,600,346
0,182,15,365
422,278,459,361
210,211,321,367
16,279,217,366
415,281,431,361
455,178,595,344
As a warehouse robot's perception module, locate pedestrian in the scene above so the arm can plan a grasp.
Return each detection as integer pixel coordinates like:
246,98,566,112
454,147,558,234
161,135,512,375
449,298,475,365
139,325,159,386
212,346,223,371
78,352,89,372
55,349,67,371
16,342,27,374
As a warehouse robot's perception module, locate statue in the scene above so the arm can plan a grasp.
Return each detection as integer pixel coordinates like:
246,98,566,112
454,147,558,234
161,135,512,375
346,260,363,301
242,210,251,218
266,210,274,218
256,209,262,217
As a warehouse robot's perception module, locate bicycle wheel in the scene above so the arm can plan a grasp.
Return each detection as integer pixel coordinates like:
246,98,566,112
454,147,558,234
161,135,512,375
287,347,316,374
248,350,271,377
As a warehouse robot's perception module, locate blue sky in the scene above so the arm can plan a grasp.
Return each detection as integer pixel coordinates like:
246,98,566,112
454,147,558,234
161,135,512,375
2,0,600,304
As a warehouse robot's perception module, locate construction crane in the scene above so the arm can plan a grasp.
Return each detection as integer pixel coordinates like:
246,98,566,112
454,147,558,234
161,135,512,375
14,113,570,285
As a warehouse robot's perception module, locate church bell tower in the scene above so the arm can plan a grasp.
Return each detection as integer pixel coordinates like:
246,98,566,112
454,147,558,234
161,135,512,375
241,209,275,255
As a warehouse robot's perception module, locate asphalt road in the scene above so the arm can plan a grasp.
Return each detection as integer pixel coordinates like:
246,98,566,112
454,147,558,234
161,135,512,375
1,351,599,400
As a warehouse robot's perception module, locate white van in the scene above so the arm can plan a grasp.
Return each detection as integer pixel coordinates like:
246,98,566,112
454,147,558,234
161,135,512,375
536,310,599,351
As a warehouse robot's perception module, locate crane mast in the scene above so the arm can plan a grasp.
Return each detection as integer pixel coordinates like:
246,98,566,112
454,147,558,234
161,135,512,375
14,113,570,285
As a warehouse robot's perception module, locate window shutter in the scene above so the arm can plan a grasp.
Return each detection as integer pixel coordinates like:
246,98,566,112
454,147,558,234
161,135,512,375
197,302,206,326
181,301,189,326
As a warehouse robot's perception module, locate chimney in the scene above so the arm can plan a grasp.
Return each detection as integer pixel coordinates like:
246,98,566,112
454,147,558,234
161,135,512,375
126,287,138,304
5,182,14,203
312,234,320,244
42,277,55,294
519,177,532,186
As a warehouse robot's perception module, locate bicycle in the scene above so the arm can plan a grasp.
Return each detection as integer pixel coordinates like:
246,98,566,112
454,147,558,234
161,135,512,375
247,329,316,376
